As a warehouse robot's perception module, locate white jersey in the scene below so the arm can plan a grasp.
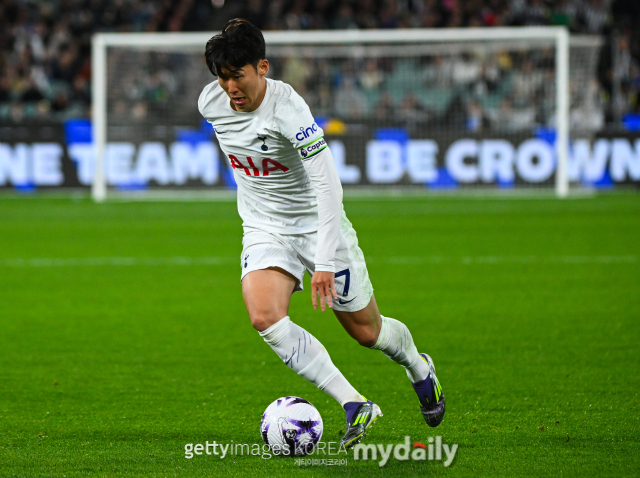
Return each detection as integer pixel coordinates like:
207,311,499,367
198,78,328,234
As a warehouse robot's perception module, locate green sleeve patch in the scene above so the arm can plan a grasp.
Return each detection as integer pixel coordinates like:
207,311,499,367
298,137,328,160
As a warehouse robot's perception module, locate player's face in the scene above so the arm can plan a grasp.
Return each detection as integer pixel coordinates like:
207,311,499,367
219,59,269,112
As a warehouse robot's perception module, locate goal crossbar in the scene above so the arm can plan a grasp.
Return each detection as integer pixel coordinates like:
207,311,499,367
91,26,570,201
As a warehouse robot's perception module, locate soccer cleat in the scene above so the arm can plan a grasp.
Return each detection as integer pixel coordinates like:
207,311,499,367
339,398,383,450
412,353,446,427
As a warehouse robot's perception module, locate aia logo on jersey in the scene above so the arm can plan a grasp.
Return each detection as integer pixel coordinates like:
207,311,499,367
295,123,319,141
228,155,289,177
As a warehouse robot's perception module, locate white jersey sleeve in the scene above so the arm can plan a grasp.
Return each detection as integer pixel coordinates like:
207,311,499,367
274,91,328,161
273,90,341,272
301,147,343,272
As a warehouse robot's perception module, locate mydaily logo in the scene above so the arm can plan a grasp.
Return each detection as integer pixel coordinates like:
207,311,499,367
353,436,458,467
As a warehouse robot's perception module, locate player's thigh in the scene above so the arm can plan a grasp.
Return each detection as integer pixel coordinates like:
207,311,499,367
240,230,306,332
333,294,382,347
242,267,298,332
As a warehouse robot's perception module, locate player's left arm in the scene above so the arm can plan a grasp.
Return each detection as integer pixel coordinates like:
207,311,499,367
274,90,342,311
302,147,343,312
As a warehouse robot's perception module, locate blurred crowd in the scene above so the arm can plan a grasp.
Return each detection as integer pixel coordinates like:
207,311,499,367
240,0,612,32
0,0,211,122
268,48,594,132
0,0,638,131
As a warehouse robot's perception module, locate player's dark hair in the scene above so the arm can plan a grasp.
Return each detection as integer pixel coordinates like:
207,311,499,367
204,19,266,79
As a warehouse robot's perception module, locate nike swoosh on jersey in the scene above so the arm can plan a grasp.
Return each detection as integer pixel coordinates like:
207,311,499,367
338,297,357,305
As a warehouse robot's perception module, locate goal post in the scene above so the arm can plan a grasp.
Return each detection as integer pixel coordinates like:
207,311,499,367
92,27,574,201
555,27,570,198
91,33,107,203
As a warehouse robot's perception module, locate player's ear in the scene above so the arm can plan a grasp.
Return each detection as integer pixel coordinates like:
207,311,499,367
258,59,269,76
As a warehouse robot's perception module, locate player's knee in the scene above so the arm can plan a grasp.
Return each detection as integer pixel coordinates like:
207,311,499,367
249,311,282,332
355,329,379,348
250,315,270,332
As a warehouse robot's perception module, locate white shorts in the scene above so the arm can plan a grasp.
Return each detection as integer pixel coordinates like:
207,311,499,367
240,211,374,312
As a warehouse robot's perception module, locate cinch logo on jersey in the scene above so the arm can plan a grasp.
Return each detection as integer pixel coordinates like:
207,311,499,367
295,123,319,141
228,155,290,177
298,137,327,160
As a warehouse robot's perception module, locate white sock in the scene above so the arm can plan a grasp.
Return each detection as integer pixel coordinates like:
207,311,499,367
259,316,364,406
371,315,430,383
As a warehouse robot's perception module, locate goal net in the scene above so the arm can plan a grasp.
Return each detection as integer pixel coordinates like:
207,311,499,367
90,27,602,201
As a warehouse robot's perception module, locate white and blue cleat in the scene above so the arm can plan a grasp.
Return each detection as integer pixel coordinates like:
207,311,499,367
412,353,446,427
339,398,383,449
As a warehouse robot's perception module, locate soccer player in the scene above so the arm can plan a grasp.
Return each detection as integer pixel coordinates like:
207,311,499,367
198,19,445,449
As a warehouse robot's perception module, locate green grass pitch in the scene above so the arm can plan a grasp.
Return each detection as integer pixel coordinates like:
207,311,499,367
0,192,639,477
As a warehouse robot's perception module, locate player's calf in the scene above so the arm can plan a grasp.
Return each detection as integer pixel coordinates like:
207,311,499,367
333,298,382,347
259,316,364,406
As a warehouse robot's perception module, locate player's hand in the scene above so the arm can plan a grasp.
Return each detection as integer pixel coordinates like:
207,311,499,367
311,271,338,312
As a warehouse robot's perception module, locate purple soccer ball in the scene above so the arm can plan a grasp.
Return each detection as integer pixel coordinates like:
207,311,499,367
260,396,323,456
